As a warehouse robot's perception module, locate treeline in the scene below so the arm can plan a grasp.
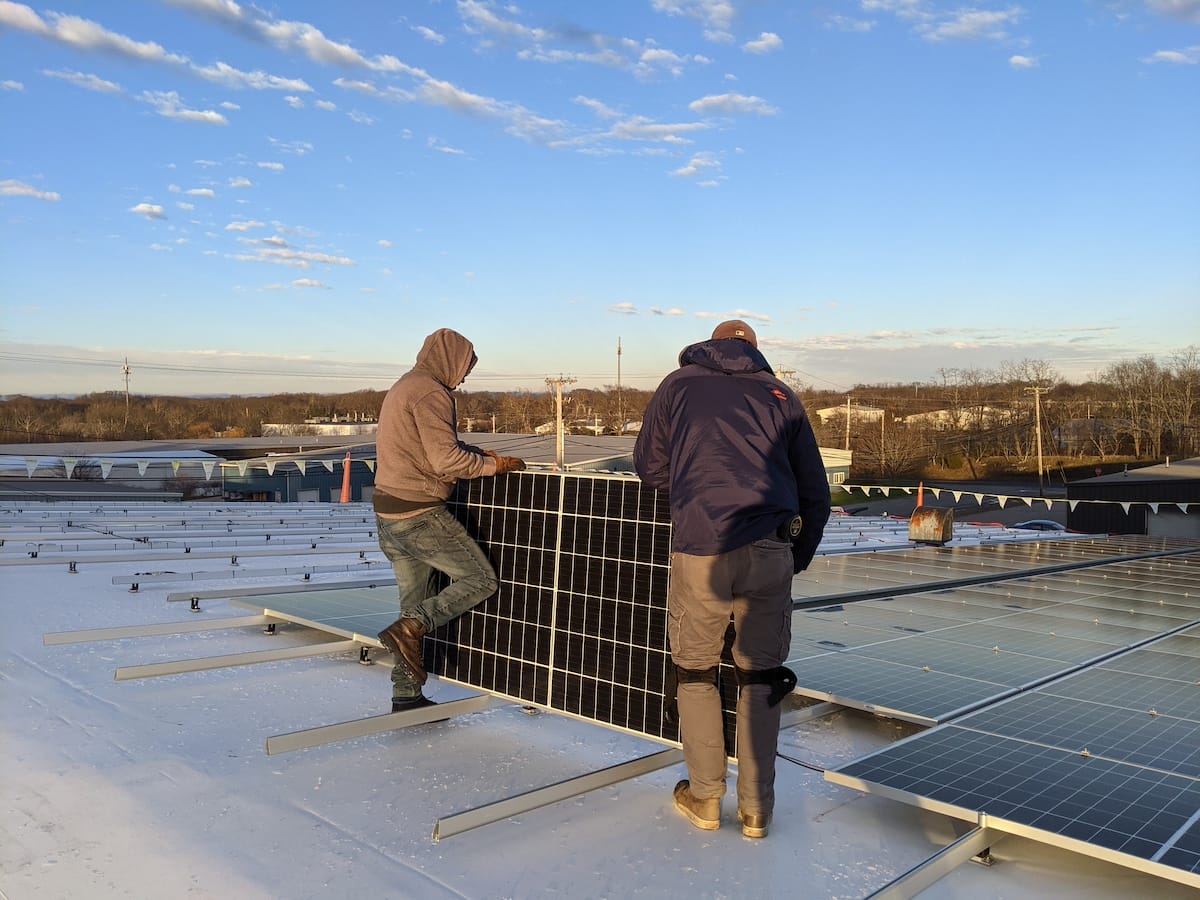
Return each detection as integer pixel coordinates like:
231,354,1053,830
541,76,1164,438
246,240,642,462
0,386,656,444
2,349,1196,480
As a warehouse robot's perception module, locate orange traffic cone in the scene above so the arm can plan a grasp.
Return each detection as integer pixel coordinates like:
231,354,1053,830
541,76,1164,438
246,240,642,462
340,452,352,503
916,481,924,508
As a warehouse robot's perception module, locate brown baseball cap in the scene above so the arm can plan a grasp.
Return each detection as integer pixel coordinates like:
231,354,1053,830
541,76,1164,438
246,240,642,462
711,319,757,348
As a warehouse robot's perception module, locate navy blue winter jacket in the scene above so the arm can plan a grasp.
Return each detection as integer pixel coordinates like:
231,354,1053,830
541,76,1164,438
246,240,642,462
633,338,830,567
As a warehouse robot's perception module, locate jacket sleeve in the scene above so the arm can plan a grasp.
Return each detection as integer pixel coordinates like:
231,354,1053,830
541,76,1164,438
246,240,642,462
787,408,831,572
413,389,490,481
633,384,671,491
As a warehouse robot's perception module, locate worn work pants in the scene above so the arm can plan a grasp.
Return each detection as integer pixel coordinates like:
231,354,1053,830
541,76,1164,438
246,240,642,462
376,507,498,698
667,536,794,818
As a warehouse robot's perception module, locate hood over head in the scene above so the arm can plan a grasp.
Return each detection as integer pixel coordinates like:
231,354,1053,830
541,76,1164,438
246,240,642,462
678,336,773,376
414,328,477,388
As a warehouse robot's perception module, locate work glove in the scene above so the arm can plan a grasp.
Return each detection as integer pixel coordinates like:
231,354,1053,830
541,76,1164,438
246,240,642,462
493,455,527,475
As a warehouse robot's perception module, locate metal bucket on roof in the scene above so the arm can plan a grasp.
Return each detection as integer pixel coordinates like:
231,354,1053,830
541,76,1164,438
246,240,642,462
909,506,954,545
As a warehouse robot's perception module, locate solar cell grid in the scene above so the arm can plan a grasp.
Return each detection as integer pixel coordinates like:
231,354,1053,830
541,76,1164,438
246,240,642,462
923,621,1119,663
1101,649,1200,683
992,611,1162,646
851,635,1072,687
835,726,1200,866
784,652,1007,723
1040,666,1200,723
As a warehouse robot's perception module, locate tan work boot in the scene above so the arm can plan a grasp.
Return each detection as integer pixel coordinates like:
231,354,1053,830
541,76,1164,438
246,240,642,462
737,808,771,838
673,780,720,831
378,617,428,684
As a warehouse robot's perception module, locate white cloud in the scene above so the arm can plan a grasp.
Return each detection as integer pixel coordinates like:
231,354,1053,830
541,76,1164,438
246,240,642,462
1142,46,1200,64
574,96,622,119
694,308,771,323
257,161,285,171
268,137,313,155
649,307,685,316
414,24,445,44
140,90,228,125
228,176,253,188
2,79,24,90
651,0,736,43
671,151,720,178
919,8,1023,42
193,61,311,92
185,187,216,198
348,110,375,125
0,178,60,201
608,302,638,315
377,239,393,248
130,202,165,219
826,15,875,32
41,68,121,93
1009,54,1038,68
315,99,337,111
229,246,355,269
291,278,327,288
284,95,304,109
689,92,778,116
176,201,194,210
225,219,265,231
607,115,710,143
0,5,189,64
743,32,783,54
1146,0,1200,23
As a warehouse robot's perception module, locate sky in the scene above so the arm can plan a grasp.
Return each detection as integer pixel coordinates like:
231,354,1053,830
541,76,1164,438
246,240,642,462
0,0,1197,398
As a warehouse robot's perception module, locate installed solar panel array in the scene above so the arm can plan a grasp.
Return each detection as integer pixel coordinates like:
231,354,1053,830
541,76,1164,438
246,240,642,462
786,544,1200,724
827,551,1200,888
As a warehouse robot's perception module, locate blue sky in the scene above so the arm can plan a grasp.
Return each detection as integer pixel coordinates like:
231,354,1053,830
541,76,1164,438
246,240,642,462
1,0,1197,397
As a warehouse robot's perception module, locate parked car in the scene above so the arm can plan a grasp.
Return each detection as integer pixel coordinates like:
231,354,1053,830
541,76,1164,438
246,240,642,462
1011,519,1066,531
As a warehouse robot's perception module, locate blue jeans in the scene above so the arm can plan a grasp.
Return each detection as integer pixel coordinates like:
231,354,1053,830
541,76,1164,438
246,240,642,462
376,507,498,697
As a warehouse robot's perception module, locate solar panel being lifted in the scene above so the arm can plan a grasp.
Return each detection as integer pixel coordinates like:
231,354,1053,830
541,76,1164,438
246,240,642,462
425,470,698,746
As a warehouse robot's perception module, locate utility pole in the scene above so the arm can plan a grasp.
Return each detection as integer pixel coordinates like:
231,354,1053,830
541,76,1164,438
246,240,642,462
1025,386,1047,496
845,396,851,452
122,357,132,431
546,376,576,469
879,409,885,478
616,337,623,435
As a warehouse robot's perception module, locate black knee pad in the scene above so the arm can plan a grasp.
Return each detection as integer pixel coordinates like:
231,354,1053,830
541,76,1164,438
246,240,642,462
664,664,720,726
734,665,798,708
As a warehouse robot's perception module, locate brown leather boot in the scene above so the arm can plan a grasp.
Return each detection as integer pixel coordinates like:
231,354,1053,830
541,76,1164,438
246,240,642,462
673,780,720,831
737,808,771,838
378,617,428,685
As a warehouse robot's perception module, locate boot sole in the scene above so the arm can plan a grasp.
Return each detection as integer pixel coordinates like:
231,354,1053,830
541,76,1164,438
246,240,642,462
674,799,720,831
737,810,769,838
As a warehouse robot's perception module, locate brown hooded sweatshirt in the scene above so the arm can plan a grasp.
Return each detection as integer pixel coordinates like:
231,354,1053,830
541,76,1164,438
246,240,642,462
373,328,496,515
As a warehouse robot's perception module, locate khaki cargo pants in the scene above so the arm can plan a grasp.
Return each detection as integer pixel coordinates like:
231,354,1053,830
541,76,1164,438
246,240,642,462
667,536,794,818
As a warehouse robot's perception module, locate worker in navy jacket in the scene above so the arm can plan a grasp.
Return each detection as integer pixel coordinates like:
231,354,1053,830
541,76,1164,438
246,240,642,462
634,319,830,838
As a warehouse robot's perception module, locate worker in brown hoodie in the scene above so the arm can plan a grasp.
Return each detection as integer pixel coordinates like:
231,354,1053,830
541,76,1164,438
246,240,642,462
374,328,526,711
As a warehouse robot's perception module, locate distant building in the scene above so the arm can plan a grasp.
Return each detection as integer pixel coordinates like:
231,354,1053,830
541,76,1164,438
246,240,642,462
814,405,885,425
1067,457,1200,538
263,413,379,437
